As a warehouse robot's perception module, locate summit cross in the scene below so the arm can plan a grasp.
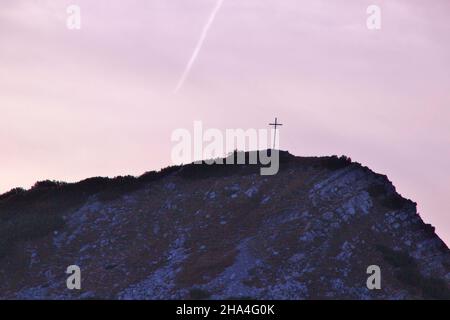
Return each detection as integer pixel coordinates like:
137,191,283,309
269,117,283,150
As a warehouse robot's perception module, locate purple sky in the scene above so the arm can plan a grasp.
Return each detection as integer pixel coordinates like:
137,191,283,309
1,0,449,244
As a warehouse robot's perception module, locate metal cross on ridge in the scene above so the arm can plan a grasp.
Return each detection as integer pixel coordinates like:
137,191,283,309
269,117,283,150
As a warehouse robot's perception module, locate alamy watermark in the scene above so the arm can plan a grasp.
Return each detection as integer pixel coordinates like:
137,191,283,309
171,121,280,175
367,5,381,30
366,265,381,290
66,5,81,30
66,265,81,290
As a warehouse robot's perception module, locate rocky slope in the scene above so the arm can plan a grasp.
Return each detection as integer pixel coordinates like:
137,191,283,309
0,151,449,299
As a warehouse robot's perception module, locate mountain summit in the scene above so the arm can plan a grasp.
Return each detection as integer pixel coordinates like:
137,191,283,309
0,151,449,299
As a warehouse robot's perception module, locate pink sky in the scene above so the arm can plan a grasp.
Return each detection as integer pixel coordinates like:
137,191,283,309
1,0,449,244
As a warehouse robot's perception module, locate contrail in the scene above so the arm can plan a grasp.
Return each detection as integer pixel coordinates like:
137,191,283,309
174,0,225,93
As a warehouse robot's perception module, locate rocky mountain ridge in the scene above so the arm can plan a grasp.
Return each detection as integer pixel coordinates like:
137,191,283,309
0,151,449,299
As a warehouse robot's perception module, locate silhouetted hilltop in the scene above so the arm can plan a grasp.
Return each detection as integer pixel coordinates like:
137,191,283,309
0,151,448,299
